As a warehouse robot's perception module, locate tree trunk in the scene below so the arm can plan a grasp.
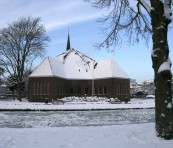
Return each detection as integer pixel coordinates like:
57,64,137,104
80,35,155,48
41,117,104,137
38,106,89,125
17,83,22,102
12,91,15,100
154,70,173,139
151,1,173,139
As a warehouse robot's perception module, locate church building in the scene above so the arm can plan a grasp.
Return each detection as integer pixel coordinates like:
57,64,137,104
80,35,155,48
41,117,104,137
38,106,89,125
28,34,130,102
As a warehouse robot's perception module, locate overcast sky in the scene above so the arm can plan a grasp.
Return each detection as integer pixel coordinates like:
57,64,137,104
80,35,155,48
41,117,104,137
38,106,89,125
1,0,173,83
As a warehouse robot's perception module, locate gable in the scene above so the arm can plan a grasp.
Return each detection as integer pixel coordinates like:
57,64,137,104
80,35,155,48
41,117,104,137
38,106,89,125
30,57,54,77
30,49,129,80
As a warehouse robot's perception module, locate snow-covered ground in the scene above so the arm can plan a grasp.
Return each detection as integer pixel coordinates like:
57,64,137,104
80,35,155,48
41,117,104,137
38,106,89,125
0,98,172,147
0,109,155,128
0,98,154,111
0,123,173,148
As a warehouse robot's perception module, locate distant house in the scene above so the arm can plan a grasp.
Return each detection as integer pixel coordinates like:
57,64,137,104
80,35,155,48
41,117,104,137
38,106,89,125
142,79,155,95
28,35,130,102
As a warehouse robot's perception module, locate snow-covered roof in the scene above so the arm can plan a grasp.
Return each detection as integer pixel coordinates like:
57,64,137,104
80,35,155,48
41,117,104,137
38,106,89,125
30,49,129,80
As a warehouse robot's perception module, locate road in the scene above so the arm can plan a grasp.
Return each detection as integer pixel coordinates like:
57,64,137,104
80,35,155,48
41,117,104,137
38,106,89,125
0,109,154,128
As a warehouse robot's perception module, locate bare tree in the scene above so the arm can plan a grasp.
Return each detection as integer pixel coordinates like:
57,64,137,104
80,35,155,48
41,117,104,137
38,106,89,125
87,0,173,139
0,66,4,85
0,66,4,76
0,17,50,101
5,74,18,100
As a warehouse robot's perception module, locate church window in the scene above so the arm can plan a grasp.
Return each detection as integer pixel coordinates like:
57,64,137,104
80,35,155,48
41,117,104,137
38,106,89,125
99,87,102,95
33,83,36,95
78,87,81,94
103,87,106,95
37,82,39,95
43,82,46,95
71,88,74,94
47,82,49,95
94,87,97,95
85,88,88,94
40,83,42,95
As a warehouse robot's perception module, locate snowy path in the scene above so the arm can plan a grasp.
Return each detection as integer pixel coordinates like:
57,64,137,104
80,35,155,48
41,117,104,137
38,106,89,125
0,109,154,128
0,123,172,148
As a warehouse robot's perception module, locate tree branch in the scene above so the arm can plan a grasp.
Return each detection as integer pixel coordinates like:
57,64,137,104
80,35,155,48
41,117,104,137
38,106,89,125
137,0,153,16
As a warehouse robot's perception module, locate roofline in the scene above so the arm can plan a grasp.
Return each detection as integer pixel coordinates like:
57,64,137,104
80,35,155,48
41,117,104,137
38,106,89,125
56,48,97,63
29,75,130,80
29,57,48,76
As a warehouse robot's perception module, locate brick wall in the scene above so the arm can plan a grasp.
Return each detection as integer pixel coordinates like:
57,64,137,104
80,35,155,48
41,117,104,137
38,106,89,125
28,76,130,102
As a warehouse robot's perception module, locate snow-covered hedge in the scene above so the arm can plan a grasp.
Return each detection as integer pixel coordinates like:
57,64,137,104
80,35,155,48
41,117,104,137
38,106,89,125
61,96,121,103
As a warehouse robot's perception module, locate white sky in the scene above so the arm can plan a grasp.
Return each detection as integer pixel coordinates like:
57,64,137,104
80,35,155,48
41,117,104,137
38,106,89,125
0,0,173,83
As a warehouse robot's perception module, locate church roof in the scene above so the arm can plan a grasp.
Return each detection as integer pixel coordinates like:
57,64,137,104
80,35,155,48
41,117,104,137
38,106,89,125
30,48,129,80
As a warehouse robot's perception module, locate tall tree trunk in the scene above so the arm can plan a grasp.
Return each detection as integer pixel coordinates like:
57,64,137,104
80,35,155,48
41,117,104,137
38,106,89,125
17,83,22,102
151,1,173,139
12,90,15,100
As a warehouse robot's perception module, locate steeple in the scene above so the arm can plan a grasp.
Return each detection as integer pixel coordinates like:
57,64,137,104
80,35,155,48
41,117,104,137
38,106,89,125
66,31,71,51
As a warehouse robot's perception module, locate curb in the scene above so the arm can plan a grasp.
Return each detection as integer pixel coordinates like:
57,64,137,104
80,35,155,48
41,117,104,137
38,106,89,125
0,107,155,111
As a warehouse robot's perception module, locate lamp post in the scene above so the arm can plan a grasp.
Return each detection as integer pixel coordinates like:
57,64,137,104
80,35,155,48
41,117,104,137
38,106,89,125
92,64,94,97
92,61,97,97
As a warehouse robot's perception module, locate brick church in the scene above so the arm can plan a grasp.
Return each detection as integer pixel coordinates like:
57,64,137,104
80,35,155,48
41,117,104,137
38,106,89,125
28,34,130,102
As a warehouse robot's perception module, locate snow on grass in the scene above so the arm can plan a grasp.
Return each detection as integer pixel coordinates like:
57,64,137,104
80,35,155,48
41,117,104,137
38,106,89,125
0,98,155,111
0,123,172,148
0,98,172,148
0,109,155,128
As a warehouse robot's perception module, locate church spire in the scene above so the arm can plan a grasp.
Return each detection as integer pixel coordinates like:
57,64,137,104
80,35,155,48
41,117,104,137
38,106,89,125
66,31,71,51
